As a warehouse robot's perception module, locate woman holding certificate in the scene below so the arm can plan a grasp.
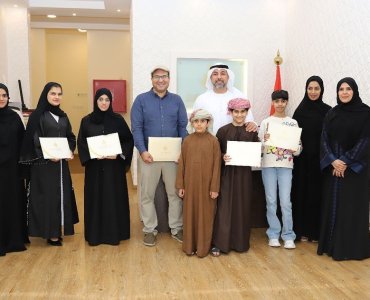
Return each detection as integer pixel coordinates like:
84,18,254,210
78,88,134,246
318,77,370,261
0,83,28,256
20,82,78,246
292,76,331,243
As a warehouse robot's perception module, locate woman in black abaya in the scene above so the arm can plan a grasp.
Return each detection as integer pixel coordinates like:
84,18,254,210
318,77,370,261
78,88,133,246
20,82,78,246
0,83,28,256
292,76,331,242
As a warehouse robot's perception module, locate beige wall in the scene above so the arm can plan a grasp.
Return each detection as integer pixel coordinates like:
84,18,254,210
30,29,46,106
87,30,131,124
30,28,131,140
45,29,88,135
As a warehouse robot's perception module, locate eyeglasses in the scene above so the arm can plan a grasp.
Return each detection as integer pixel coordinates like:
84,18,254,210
152,74,169,81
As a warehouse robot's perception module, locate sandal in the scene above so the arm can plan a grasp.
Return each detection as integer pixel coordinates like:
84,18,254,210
300,236,308,242
211,247,220,257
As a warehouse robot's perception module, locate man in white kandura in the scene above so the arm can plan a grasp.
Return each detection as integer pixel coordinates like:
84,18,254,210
193,63,257,134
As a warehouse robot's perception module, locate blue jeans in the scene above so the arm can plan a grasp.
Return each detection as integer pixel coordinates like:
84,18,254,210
261,167,296,241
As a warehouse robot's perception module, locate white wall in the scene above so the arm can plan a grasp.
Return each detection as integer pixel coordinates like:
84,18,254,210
0,9,8,84
0,6,31,107
132,0,370,122
132,0,287,124
284,0,370,115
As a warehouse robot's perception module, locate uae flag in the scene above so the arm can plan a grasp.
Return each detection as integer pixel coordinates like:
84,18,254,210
270,64,282,115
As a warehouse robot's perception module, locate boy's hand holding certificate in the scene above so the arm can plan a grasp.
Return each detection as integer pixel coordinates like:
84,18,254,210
265,122,302,151
225,141,262,167
87,132,122,159
39,137,72,159
148,137,181,162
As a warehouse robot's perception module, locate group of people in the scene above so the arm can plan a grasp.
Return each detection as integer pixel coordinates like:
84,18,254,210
131,64,369,261
1,63,369,262
0,82,134,254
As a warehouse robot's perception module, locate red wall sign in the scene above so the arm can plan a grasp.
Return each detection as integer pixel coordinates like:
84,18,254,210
93,80,127,113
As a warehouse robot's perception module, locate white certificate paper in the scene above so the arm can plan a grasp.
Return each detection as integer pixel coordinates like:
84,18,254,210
148,137,181,162
39,137,71,159
87,133,122,159
225,141,262,167
265,122,302,151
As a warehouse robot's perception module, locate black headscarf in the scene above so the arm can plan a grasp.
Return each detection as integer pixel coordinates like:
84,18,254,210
0,83,13,121
293,76,331,155
0,83,17,147
0,83,10,109
90,88,114,124
326,77,370,151
20,82,66,162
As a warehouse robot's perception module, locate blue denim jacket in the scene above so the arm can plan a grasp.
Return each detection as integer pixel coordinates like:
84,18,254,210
131,89,188,153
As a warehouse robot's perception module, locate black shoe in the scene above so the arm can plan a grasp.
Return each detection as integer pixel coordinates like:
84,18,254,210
47,239,62,246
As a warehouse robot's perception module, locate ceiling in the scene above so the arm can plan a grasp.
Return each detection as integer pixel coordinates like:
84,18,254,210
3,0,131,30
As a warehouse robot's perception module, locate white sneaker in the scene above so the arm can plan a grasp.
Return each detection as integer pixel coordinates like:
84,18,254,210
284,240,296,249
268,239,281,247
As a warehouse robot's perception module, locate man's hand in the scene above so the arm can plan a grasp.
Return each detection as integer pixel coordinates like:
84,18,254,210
141,151,153,163
178,189,185,198
210,191,218,199
245,122,258,132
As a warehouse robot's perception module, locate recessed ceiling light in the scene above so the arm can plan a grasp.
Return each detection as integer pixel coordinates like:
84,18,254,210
72,13,76,16
47,14,57,18
117,9,121,12
78,29,87,33
13,4,18,8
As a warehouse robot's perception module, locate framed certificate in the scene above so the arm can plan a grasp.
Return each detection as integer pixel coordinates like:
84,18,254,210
265,122,302,151
225,141,262,167
39,137,72,159
148,137,182,162
86,133,122,159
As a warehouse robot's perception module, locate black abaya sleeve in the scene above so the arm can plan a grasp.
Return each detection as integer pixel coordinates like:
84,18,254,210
117,115,134,172
77,117,91,166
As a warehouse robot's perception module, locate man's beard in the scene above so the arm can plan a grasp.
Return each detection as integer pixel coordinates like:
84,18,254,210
213,80,226,90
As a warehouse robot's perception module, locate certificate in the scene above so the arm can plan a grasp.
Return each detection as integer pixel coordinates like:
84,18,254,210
148,137,181,162
225,141,262,167
39,137,72,159
87,133,122,159
265,122,302,151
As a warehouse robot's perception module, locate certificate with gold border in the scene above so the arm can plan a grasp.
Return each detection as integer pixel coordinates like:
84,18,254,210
39,137,72,159
148,137,181,162
87,133,122,159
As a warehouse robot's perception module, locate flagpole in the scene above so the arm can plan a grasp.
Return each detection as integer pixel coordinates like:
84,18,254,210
270,50,283,115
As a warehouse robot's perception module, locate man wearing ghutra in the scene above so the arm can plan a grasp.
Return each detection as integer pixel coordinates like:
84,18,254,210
193,63,257,134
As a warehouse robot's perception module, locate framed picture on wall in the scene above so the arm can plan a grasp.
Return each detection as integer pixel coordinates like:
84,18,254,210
93,80,127,113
